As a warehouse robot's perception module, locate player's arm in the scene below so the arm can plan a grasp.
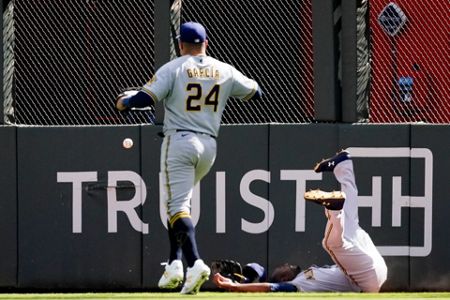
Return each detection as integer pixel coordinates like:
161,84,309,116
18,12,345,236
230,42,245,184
213,273,298,293
116,90,155,111
213,273,271,292
230,68,263,102
250,85,263,101
117,65,172,111
270,282,299,292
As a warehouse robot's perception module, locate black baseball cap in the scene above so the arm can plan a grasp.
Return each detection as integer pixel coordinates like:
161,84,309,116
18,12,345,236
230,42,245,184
179,22,207,44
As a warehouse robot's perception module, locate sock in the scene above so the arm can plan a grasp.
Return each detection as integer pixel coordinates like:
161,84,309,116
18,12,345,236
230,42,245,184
167,220,182,263
170,214,200,268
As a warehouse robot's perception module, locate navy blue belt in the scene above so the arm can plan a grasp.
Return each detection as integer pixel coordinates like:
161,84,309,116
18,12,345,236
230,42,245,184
176,129,216,139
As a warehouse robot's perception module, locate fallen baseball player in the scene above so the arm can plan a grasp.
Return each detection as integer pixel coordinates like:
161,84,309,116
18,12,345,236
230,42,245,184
213,150,388,293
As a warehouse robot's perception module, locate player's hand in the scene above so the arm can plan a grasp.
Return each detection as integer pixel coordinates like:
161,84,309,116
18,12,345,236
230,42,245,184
115,89,139,111
115,94,129,111
213,273,236,290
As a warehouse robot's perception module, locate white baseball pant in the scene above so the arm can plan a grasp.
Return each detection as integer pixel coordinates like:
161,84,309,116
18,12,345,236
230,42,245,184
160,131,217,217
322,160,388,292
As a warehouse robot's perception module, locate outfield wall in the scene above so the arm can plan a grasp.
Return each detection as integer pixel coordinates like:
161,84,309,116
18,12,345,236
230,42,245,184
0,124,449,291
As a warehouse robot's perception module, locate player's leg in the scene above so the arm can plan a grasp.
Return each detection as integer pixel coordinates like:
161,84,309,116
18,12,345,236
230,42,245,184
310,199,377,292
304,191,364,288
162,133,211,294
167,135,215,269
332,158,387,292
158,135,185,289
314,150,387,292
194,135,217,184
180,134,216,294
323,207,386,292
162,134,200,266
167,219,182,262
157,219,184,288
169,213,200,267
333,159,360,239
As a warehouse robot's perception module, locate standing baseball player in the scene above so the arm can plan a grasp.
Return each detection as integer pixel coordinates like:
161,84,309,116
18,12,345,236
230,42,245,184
116,22,262,294
213,150,387,293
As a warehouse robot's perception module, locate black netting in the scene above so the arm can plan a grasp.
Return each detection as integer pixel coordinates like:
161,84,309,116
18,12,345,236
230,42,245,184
181,0,314,124
11,0,155,125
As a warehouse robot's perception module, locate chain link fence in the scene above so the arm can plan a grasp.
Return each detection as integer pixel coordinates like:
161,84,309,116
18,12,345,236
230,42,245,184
3,0,448,125
4,0,156,125
3,0,314,125
179,0,315,124
369,0,449,123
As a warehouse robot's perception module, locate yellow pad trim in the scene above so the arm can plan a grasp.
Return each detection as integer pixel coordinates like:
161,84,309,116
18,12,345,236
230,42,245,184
169,212,191,227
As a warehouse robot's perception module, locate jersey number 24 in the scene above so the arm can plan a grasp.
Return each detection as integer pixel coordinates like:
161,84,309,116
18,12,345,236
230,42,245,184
186,83,220,112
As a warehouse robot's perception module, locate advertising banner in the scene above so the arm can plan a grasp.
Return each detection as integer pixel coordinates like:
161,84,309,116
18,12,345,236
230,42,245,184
1,124,447,291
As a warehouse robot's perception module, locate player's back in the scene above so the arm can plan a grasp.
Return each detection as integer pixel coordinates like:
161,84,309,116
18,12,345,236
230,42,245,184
163,55,234,137
153,54,257,137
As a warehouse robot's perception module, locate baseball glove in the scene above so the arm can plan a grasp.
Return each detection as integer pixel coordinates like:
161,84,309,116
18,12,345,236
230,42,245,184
210,259,245,283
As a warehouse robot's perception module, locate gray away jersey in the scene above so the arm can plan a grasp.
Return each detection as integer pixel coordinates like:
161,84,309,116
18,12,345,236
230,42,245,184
142,55,258,137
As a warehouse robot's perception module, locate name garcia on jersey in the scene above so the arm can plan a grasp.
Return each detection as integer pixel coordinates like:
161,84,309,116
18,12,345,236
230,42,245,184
186,67,220,79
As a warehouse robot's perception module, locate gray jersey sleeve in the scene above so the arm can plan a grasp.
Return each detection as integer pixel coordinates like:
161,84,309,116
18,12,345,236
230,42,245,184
230,68,258,101
142,64,173,102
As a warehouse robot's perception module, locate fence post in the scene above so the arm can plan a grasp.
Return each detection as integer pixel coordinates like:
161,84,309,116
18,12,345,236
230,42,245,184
341,0,358,122
153,0,171,125
312,0,340,122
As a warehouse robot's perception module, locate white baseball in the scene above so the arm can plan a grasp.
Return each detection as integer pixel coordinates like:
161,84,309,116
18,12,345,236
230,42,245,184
122,138,134,149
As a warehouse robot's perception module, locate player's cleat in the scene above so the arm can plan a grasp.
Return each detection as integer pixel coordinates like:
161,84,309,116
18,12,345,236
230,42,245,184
304,189,346,211
314,150,351,173
158,260,184,289
180,259,211,294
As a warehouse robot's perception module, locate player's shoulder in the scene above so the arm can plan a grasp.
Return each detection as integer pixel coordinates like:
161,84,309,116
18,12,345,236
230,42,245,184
198,55,232,70
162,56,190,69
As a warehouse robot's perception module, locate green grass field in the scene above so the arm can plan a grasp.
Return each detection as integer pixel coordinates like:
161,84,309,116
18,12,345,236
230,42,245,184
0,292,449,300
